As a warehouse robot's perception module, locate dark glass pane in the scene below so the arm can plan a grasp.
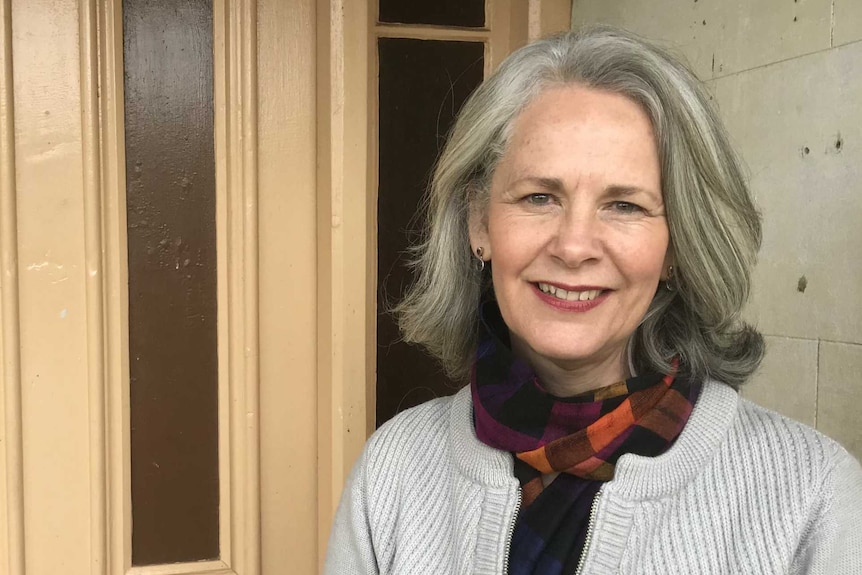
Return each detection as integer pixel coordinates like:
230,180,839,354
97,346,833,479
379,0,484,27
124,0,219,565
377,39,484,427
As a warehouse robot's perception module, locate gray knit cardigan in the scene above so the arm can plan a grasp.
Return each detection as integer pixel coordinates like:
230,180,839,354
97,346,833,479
324,381,862,574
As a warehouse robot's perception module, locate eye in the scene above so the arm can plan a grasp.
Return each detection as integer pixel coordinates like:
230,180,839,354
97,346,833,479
610,201,645,214
524,193,552,206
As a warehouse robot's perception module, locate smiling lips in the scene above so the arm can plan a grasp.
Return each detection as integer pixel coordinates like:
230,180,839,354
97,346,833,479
534,282,610,311
537,282,604,301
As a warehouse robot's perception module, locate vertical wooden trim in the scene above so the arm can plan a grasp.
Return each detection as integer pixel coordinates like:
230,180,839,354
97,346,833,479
316,0,373,569
80,1,108,573
218,0,261,573
524,0,571,42
368,0,380,439
239,1,261,572
98,0,132,573
499,0,572,58
100,1,131,572
534,0,571,38
213,0,232,568
0,2,25,574
528,0,543,41
487,0,513,73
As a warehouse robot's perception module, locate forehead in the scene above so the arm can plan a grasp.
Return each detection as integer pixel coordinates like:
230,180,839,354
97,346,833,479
495,84,660,187
509,84,654,148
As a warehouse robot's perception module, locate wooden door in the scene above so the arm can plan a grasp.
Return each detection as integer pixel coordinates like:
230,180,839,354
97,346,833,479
0,1,569,573
0,0,329,572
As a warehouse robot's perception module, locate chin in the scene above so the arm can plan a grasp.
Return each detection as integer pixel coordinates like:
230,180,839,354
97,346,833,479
526,340,604,368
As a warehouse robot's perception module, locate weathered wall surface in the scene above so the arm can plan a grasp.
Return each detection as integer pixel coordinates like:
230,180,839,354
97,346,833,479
571,0,862,459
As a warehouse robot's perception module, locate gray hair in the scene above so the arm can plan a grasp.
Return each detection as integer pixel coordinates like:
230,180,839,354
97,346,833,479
395,26,764,388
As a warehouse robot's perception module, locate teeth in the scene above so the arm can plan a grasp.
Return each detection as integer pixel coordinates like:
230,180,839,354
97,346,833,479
537,283,601,302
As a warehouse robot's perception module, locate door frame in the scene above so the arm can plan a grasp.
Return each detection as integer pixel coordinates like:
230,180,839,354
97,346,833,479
315,0,571,566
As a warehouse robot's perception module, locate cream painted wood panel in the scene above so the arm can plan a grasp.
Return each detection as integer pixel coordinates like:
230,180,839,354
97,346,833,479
10,1,92,574
1,0,283,572
1,0,24,573
257,0,319,573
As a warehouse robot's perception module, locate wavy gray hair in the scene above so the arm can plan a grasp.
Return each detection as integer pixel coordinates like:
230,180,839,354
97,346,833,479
395,26,763,388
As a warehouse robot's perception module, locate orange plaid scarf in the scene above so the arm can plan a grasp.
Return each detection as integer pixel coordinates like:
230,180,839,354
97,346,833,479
472,303,700,508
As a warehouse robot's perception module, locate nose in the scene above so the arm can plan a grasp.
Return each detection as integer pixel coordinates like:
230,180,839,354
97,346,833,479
547,207,603,268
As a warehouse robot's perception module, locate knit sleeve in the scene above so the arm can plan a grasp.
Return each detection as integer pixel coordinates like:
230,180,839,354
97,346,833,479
790,450,862,575
323,448,380,575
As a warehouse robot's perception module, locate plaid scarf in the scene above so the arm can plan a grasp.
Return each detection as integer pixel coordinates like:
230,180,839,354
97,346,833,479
471,303,701,575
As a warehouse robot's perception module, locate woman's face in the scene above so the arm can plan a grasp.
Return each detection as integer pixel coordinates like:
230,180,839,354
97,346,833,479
470,84,671,392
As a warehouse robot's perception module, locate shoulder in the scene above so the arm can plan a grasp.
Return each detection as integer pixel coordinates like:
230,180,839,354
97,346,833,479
324,390,470,575
357,385,513,493
716,393,858,518
360,389,466,484
729,401,862,573
731,396,849,480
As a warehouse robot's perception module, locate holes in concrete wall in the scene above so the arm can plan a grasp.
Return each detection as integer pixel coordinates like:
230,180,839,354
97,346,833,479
800,134,845,157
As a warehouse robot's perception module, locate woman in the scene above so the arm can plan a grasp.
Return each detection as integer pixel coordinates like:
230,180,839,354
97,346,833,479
325,27,862,574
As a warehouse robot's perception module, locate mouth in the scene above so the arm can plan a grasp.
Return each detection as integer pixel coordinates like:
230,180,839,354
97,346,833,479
536,282,608,302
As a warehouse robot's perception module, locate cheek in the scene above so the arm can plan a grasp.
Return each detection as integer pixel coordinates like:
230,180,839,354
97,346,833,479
487,232,534,302
630,236,670,283
489,210,548,252
488,224,540,278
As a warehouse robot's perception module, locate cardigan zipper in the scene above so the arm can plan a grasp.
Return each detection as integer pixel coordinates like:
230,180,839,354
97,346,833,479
573,489,603,575
503,487,522,575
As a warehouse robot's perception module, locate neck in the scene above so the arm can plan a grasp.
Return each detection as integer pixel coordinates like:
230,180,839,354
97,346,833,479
512,339,631,397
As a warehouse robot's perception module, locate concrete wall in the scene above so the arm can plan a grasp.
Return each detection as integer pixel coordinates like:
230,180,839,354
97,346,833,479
571,1,862,460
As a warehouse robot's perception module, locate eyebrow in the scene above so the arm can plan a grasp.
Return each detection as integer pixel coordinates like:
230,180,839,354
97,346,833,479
509,176,565,192
603,184,659,198
511,177,659,198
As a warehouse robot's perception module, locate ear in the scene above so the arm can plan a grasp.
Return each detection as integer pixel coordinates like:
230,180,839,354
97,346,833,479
468,198,491,261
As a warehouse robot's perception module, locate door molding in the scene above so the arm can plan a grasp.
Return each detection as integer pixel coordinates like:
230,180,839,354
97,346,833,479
315,0,375,569
0,0,25,573
312,0,572,567
94,0,263,573
81,1,109,574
